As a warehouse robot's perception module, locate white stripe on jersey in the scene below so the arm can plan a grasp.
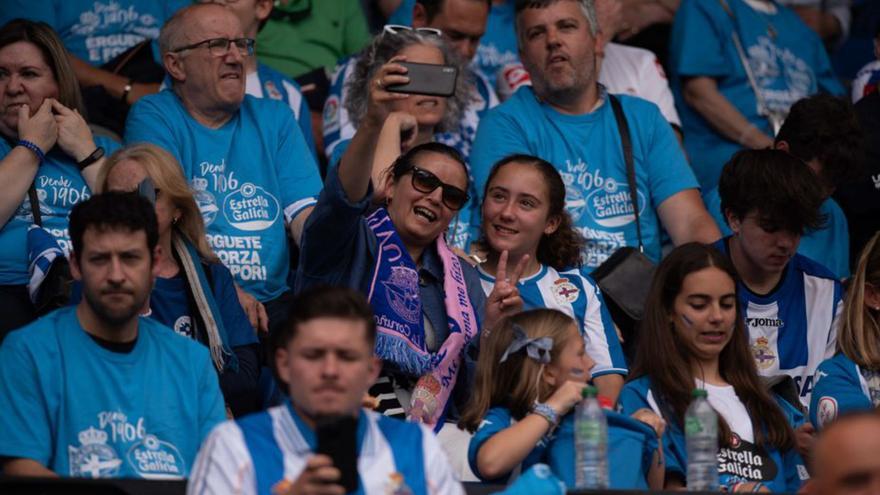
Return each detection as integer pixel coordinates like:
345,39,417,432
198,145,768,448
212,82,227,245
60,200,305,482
478,264,626,376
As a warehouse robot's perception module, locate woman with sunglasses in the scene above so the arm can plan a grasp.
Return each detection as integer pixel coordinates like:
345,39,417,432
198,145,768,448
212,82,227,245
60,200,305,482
475,154,628,403
297,83,524,437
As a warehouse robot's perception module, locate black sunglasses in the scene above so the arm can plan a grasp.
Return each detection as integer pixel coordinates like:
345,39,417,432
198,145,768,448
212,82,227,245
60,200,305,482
407,166,469,210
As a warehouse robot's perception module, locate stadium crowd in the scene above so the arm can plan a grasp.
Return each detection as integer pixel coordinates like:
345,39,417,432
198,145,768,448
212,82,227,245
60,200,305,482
1,0,880,493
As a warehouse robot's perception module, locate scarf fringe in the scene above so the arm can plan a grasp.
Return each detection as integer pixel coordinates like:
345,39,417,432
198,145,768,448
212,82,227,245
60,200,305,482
375,332,433,376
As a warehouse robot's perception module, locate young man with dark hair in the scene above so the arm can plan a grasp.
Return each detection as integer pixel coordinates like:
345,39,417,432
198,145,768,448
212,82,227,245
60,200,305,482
715,149,843,409
0,192,226,478
188,286,464,495
705,94,865,279
806,412,880,495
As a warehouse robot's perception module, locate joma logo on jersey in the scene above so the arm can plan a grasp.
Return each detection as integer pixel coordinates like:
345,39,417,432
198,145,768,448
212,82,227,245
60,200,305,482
746,317,784,328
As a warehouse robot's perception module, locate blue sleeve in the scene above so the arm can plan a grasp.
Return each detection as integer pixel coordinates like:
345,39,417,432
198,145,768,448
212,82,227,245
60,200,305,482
810,355,871,429
197,347,227,442
0,332,54,466
297,93,317,159
783,445,808,491
274,109,323,224
468,407,514,482
295,164,372,290
634,100,700,206
703,188,733,236
470,108,532,205
124,96,184,164
210,262,257,348
618,381,685,479
670,0,732,78
0,0,56,29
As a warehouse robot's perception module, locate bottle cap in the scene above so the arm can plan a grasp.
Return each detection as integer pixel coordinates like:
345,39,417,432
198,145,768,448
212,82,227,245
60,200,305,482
691,388,708,399
582,385,598,399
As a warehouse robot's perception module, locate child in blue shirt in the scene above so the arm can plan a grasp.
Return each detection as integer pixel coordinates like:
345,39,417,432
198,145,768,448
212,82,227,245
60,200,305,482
458,309,664,488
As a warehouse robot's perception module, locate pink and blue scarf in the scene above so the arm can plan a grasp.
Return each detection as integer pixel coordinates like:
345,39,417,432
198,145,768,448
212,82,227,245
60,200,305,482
366,208,478,428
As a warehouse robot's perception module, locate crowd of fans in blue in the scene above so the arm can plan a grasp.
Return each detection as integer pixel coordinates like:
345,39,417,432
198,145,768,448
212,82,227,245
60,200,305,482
1,0,880,493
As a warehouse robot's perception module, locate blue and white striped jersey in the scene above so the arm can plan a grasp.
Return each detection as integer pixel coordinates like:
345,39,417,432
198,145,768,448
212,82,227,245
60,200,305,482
187,403,464,495
715,239,843,408
477,264,628,377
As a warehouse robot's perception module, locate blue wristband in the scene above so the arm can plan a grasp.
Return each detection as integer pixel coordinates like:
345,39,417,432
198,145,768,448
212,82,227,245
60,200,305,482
17,139,45,163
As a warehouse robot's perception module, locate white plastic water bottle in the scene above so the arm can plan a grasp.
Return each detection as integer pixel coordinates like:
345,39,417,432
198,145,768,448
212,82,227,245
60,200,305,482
574,385,608,489
686,388,719,491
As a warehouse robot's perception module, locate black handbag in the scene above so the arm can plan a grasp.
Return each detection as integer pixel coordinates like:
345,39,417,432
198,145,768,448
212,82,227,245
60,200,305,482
81,39,166,136
590,95,656,362
27,184,74,315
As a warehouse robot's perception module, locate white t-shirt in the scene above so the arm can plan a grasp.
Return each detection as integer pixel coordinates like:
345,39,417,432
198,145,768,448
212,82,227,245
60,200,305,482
600,42,682,127
700,381,755,443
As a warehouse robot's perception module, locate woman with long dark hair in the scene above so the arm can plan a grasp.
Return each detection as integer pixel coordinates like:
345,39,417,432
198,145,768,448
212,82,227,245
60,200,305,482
620,243,805,492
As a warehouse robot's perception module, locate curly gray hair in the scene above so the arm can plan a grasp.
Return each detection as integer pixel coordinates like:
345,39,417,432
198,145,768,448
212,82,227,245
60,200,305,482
344,30,474,133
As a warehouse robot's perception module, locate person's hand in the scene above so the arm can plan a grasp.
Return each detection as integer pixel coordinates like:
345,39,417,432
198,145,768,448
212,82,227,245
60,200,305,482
545,380,587,416
364,56,411,128
387,111,418,152
274,455,344,495
236,284,269,334
484,250,528,331
16,99,58,154
630,408,667,437
594,0,624,43
795,422,816,459
51,100,97,162
732,482,771,492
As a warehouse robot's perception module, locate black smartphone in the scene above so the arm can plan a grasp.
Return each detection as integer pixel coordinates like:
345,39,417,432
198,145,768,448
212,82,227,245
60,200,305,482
386,62,458,97
315,415,359,492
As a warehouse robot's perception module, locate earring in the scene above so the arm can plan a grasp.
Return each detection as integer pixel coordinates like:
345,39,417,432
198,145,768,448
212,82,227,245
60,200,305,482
172,216,179,225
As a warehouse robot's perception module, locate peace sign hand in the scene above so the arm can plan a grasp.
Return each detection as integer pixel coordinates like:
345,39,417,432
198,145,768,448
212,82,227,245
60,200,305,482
484,250,529,332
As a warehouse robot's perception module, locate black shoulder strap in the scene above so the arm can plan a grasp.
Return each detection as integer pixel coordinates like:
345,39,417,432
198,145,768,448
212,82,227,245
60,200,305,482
608,94,643,251
28,182,43,227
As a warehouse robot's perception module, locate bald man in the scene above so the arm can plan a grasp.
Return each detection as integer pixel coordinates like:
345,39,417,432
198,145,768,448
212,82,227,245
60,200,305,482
808,412,880,495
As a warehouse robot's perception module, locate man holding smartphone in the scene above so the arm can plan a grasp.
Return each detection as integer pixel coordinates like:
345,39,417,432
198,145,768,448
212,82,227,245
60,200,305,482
188,286,464,495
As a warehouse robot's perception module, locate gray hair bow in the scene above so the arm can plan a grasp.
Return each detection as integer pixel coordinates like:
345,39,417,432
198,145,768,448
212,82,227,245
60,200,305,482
499,323,553,364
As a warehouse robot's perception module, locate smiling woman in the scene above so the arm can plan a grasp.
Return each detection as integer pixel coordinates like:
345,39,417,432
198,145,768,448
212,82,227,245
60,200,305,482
0,19,118,341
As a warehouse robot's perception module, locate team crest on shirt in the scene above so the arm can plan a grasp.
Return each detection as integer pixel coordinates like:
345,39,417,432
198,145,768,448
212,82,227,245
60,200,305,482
816,397,838,428
383,266,421,324
552,278,580,304
323,95,340,132
69,427,122,478
264,80,283,100
751,337,776,370
386,472,414,495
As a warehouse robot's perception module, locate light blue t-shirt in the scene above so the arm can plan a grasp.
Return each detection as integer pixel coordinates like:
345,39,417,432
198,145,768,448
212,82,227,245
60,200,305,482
468,406,549,482
0,0,189,66
670,0,844,190
473,1,519,89
252,63,317,159
471,87,699,270
0,306,226,478
125,90,323,301
0,136,120,285
704,188,849,279
810,353,880,430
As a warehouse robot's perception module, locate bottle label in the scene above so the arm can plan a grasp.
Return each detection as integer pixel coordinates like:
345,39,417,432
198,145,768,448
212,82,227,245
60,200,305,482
576,420,602,442
685,416,704,435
